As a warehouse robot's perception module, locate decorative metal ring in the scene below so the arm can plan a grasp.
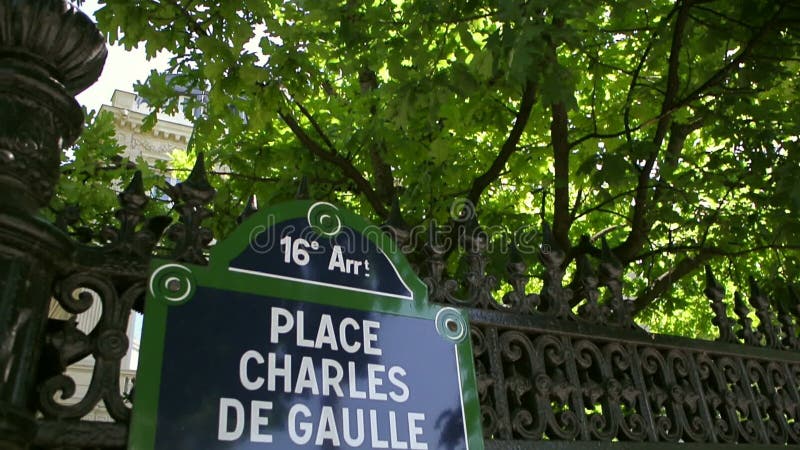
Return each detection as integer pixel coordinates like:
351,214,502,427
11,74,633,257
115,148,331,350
97,329,129,359
449,197,476,223
149,263,195,305
435,307,468,343
307,201,342,237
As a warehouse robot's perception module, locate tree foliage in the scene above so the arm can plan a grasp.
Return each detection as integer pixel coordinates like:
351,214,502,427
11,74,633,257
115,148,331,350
53,109,170,236
71,0,800,336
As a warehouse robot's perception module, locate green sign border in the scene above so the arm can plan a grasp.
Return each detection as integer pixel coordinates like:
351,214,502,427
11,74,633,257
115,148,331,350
129,200,484,450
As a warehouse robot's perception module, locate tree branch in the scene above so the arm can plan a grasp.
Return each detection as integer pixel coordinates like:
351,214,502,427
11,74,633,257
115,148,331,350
551,100,571,248
163,0,209,38
693,4,758,30
569,126,644,150
165,168,280,183
467,80,538,205
619,5,784,264
359,67,397,207
570,188,584,222
278,110,388,217
632,243,800,313
623,5,675,145
663,118,705,170
573,187,640,221
678,6,783,106
369,140,396,205
615,1,692,262
633,251,714,313
292,98,337,153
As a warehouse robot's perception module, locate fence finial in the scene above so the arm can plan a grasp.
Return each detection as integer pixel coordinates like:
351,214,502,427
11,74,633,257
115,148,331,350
183,152,214,196
164,153,216,264
576,253,604,322
295,176,309,200
734,291,759,345
748,276,779,348
381,198,410,248
237,195,259,224
599,237,632,327
777,286,800,350
540,221,572,318
704,265,735,342
503,243,538,313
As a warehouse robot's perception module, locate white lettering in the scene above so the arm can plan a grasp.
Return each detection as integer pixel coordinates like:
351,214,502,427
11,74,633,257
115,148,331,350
288,403,313,444
270,307,293,344
342,407,365,447
267,353,292,393
315,314,339,350
295,356,319,395
282,407,428,448
367,364,388,401
239,350,264,391
348,361,367,399
321,359,345,397
328,245,346,272
316,406,341,446
217,398,244,441
388,366,410,403
408,413,428,449
370,409,389,448
250,400,273,443
339,318,361,353
270,310,383,357
363,320,382,356
296,310,315,347
389,411,409,449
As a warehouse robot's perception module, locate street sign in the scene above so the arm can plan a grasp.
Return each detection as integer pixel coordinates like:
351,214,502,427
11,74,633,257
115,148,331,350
130,201,484,449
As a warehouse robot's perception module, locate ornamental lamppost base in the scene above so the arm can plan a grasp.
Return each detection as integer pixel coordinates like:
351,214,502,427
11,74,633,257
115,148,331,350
0,1,106,448
0,215,74,449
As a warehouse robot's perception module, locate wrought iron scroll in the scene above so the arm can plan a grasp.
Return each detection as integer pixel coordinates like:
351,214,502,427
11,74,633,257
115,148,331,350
39,277,142,422
30,172,800,449
469,314,800,445
417,208,800,446
36,158,215,447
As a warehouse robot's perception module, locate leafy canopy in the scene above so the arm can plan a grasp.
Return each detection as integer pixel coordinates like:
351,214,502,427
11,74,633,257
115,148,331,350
76,0,800,336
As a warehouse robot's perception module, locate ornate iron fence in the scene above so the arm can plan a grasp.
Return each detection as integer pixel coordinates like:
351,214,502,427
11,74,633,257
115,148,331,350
2,1,800,449
423,215,800,448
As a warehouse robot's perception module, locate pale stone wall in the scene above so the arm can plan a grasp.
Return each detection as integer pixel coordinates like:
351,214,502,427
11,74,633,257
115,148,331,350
100,89,194,164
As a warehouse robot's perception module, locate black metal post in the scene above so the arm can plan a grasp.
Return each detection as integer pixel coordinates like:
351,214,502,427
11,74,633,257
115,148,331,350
0,1,105,448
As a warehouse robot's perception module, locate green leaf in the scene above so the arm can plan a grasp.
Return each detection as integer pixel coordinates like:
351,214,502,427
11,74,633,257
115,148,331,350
429,137,451,163
83,0,800,337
